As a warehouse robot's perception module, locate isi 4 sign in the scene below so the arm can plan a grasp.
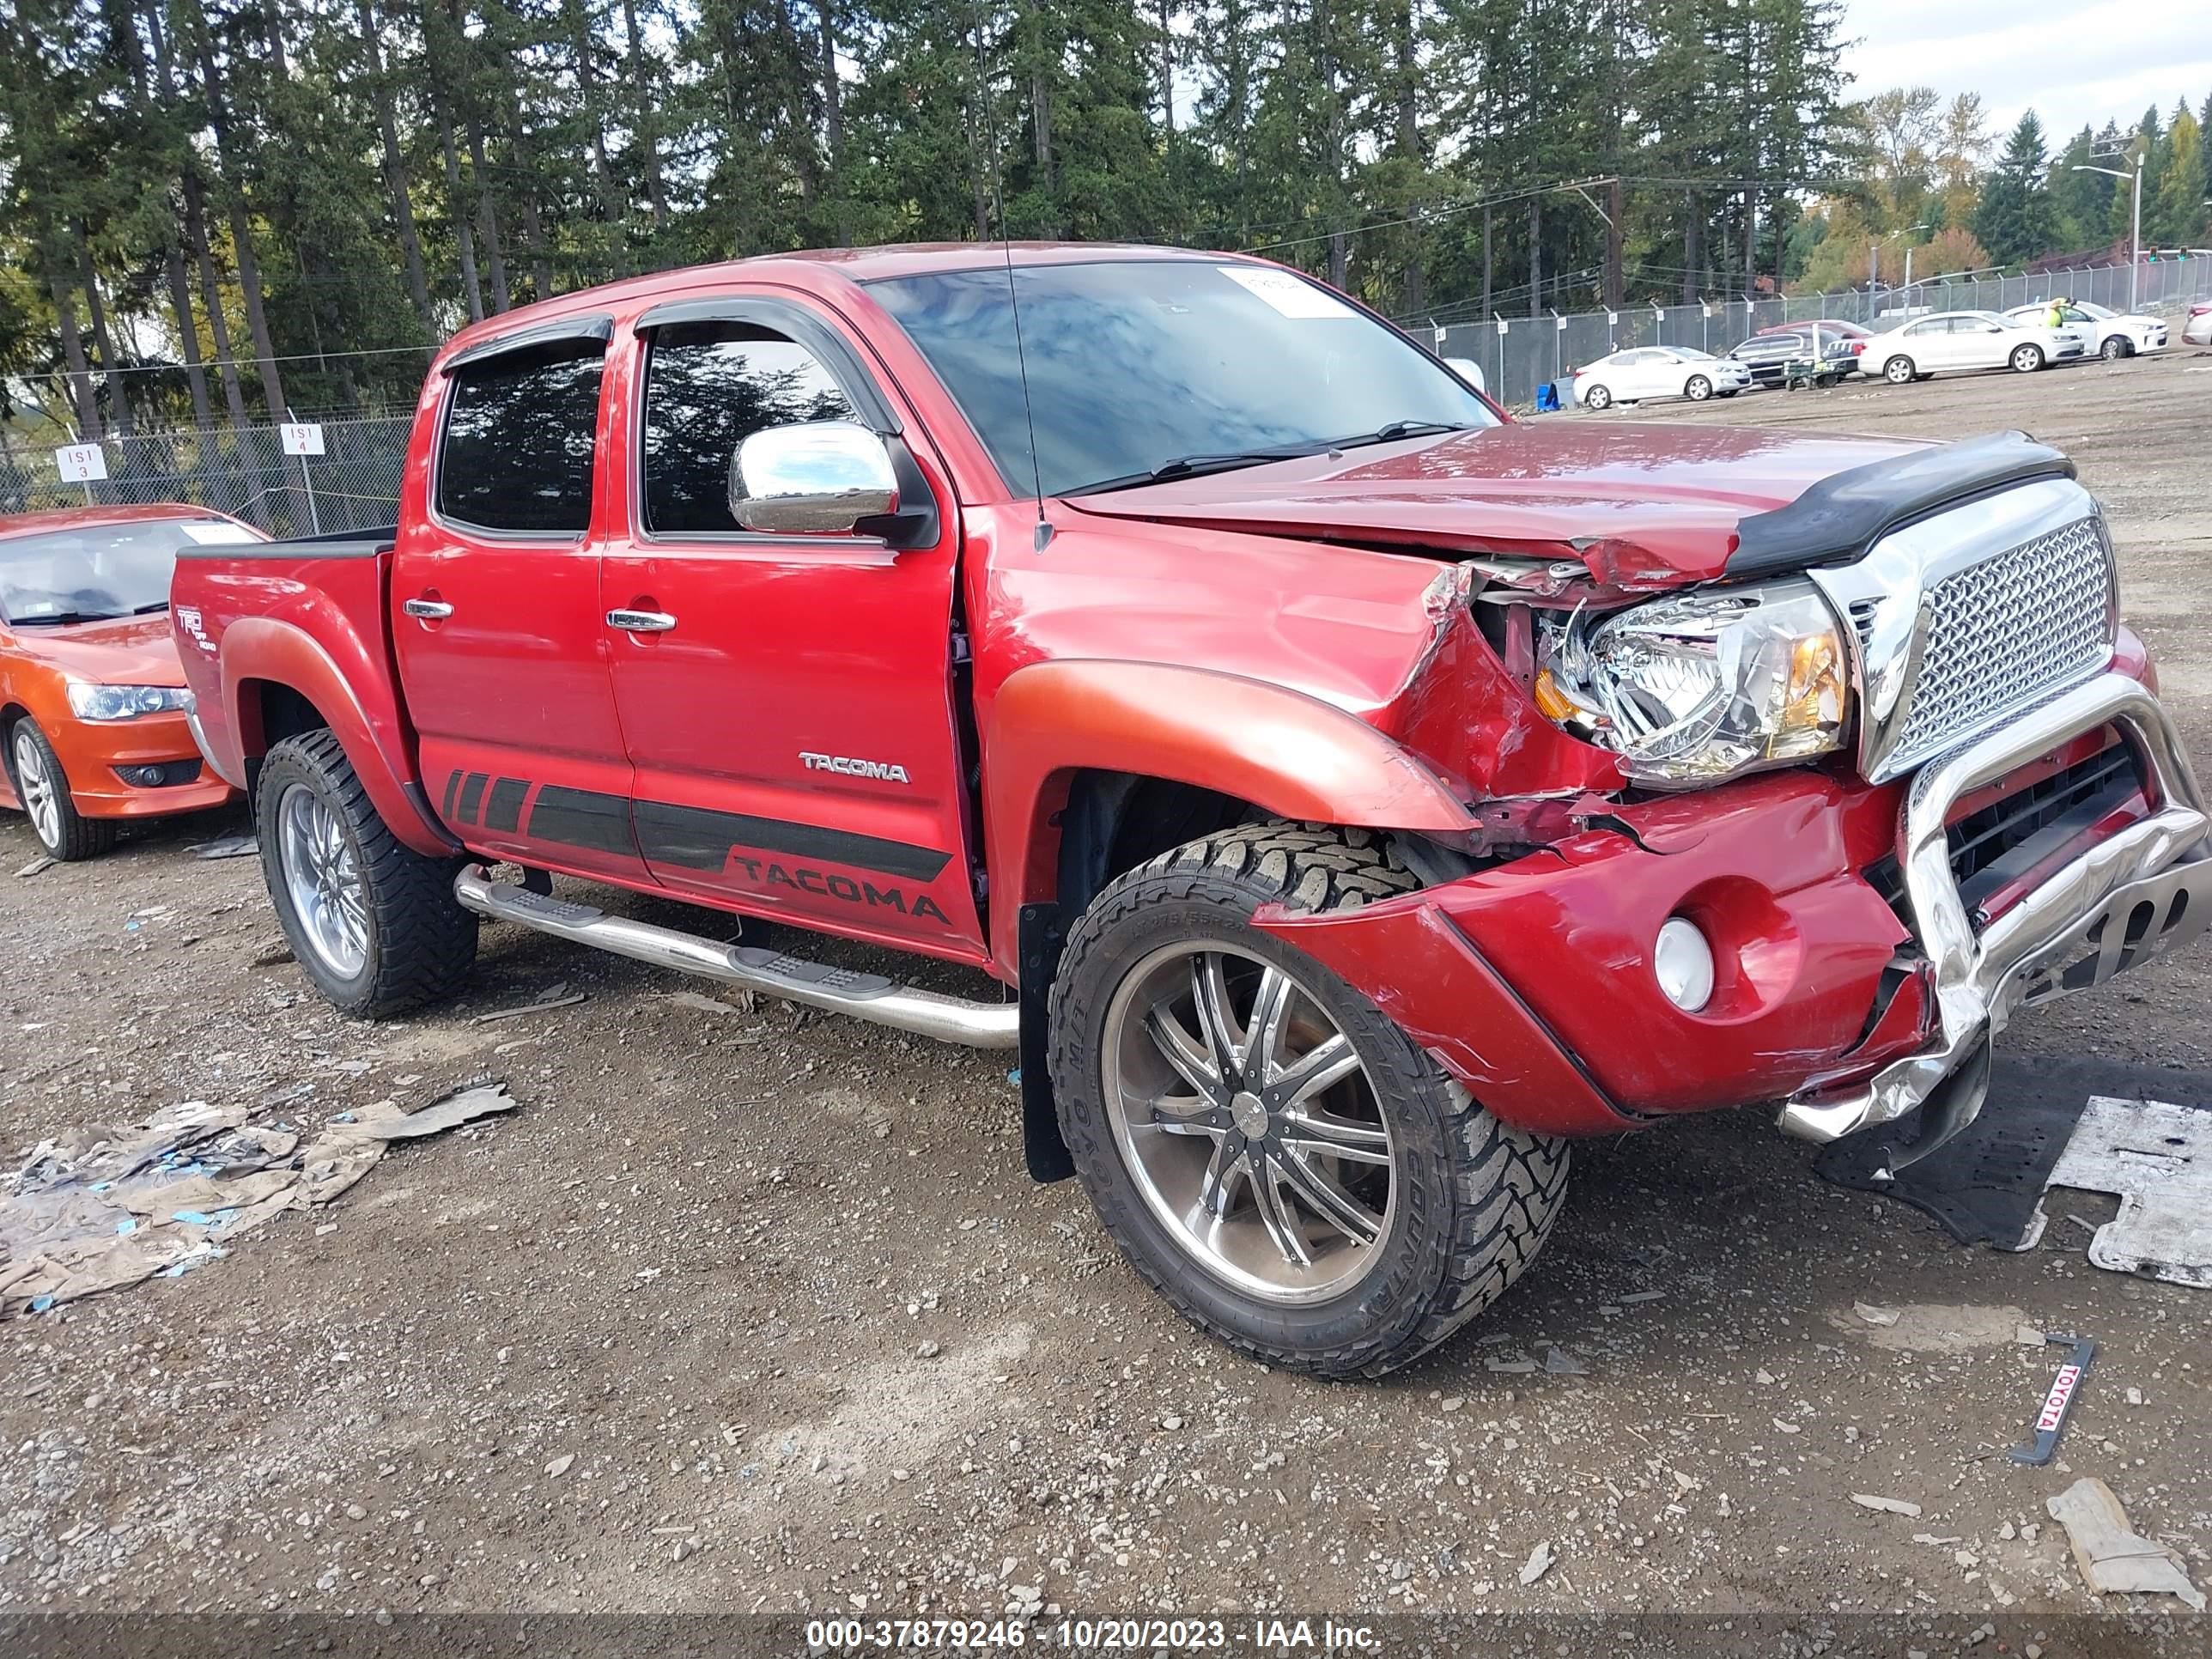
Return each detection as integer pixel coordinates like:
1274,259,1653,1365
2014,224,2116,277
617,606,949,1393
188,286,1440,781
280,422,325,457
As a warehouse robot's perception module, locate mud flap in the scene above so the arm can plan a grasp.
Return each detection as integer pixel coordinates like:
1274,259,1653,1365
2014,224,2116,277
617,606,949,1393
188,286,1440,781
1018,902,1074,1182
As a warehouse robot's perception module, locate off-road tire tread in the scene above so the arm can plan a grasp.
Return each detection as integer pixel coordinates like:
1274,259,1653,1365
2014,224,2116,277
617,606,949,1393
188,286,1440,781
1049,821,1569,1378
257,730,476,1018
7,717,117,860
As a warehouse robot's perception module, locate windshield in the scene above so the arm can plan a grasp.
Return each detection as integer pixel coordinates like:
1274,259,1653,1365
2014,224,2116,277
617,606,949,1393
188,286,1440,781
2073,301,2113,319
1674,349,1717,361
869,259,1498,497
0,518,257,626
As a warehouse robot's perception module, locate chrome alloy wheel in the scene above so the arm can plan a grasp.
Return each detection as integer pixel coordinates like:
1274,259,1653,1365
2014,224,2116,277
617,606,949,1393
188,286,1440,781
12,726,61,849
277,782,368,978
1102,940,1398,1303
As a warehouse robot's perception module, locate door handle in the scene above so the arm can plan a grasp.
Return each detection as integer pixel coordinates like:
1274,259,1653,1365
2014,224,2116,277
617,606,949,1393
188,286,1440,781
607,609,678,634
403,597,453,620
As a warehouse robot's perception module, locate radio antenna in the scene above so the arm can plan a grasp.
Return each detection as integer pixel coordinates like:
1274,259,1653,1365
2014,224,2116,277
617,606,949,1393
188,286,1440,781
1001,236,1049,545
976,47,1049,548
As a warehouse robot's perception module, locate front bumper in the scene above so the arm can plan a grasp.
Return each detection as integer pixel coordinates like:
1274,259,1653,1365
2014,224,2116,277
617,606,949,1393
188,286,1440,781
1256,672,2208,1146
58,708,238,817
1777,672,2210,1153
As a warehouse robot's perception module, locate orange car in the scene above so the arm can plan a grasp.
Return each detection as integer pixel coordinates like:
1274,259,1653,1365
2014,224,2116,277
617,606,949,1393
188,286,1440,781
1,504,255,859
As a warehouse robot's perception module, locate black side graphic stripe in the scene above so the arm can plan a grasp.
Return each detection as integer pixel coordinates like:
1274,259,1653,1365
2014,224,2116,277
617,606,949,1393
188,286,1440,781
441,769,463,822
483,777,528,834
526,785,635,854
634,799,951,882
457,772,489,824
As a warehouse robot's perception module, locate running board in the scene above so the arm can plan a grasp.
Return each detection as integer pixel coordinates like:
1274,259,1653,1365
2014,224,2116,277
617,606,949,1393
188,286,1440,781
453,866,1019,1049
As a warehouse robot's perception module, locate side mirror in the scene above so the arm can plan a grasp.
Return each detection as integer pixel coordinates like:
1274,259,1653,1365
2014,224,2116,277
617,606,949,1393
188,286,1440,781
1444,356,1486,395
729,420,898,535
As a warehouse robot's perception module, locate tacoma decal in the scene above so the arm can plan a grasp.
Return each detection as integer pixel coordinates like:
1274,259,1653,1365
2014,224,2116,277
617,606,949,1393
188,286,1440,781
729,855,951,922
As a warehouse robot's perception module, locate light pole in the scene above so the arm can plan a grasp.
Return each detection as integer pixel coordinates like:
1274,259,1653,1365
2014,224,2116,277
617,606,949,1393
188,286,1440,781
1869,223,1928,301
2074,158,2144,311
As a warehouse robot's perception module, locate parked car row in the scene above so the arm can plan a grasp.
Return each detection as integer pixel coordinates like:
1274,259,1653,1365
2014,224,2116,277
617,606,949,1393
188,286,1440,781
1572,294,2183,410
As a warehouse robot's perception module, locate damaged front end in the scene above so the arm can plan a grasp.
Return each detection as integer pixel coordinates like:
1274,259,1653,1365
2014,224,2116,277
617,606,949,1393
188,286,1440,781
1266,445,2212,1171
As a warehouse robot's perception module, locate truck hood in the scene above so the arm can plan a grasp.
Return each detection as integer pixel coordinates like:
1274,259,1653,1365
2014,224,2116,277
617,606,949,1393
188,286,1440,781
1064,421,1927,588
6,612,189,686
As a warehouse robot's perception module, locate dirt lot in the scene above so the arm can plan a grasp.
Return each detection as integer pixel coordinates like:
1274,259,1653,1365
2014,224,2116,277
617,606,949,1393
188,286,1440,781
3,345,2211,1629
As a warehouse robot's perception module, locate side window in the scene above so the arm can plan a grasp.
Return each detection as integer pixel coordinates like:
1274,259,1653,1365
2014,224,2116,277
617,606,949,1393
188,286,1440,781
641,322,860,534
436,342,606,534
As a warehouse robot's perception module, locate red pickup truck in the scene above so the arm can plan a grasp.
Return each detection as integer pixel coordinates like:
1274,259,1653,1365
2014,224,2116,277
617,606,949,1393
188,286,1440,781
172,243,2210,1377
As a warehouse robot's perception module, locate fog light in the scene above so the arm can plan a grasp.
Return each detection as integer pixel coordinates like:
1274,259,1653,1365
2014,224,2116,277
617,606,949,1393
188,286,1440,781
1654,916,1716,1012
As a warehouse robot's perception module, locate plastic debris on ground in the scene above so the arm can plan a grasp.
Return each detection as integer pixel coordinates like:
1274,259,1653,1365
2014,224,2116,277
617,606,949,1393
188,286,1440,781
2047,1476,2208,1611
0,1080,516,1317
15,856,54,878
472,981,587,1024
192,833,260,860
2035,1095,2212,1289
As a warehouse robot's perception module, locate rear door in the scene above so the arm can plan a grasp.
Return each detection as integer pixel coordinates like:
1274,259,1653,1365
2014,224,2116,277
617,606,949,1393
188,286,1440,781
599,292,985,959
1899,317,1957,369
391,319,648,884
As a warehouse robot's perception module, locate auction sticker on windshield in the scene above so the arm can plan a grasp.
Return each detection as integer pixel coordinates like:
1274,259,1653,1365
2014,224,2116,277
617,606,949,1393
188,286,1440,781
1218,265,1358,319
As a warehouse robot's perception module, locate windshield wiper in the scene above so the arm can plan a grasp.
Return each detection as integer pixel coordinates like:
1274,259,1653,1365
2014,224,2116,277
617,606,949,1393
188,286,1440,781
1063,441,1337,497
1336,418,1473,448
9,611,125,626
132,600,171,615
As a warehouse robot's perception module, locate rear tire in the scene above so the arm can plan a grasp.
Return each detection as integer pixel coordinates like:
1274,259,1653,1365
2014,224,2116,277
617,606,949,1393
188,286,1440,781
1582,383,1613,410
1048,823,1570,1378
1883,355,1916,385
7,718,116,861
256,730,477,1018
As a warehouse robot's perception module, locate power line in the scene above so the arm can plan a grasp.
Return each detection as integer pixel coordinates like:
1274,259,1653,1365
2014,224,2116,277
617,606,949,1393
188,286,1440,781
11,342,438,386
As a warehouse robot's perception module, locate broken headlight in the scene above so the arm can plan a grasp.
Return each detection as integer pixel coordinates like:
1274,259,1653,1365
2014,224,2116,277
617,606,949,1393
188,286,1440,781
1534,580,1848,787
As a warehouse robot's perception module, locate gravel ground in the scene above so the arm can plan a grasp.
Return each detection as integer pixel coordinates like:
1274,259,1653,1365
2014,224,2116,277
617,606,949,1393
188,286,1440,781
3,345,2210,1625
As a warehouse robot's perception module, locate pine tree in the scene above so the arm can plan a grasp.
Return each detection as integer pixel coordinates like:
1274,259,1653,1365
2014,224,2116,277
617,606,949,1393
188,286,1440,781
1973,110,2055,264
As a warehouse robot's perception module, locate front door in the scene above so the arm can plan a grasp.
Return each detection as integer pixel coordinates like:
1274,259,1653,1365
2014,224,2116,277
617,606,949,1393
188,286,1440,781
599,293,984,961
391,320,648,884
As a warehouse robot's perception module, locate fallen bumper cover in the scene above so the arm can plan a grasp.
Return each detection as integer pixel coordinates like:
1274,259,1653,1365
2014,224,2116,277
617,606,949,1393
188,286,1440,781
1777,672,2210,1152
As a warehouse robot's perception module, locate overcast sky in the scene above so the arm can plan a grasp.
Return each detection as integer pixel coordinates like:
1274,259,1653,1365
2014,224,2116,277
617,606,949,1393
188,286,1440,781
1840,0,2211,143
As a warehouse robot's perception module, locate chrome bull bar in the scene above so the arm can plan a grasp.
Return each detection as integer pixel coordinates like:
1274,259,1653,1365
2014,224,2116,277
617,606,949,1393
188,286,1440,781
1778,672,2212,1156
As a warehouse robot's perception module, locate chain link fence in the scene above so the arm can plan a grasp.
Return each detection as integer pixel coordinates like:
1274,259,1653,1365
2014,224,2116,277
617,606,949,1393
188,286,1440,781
0,415,413,536
1432,253,2212,412
3,253,2208,516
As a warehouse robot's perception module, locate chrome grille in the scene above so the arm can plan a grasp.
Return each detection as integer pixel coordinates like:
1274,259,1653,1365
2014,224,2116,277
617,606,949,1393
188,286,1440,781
1883,515,2113,776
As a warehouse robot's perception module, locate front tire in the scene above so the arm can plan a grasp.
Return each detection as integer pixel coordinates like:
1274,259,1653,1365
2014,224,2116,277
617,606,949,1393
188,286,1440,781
1684,374,1712,401
8,718,115,861
2010,343,2045,373
1883,355,1916,385
1582,383,1613,411
256,730,477,1018
2100,335,2129,361
1048,823,1569,1378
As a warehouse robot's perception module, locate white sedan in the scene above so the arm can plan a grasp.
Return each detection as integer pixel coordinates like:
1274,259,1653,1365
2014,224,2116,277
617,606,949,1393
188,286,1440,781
1866,309,2091,384
1571,347,1753,410
2002,300,2167,359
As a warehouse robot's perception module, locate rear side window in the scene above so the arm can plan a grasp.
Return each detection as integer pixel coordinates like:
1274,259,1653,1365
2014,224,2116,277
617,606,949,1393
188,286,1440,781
436,342,606,534
640,322,858,534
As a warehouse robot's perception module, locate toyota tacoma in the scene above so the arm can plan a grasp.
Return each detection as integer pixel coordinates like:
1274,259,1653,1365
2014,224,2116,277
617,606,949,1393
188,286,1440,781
170,244,2211,1377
